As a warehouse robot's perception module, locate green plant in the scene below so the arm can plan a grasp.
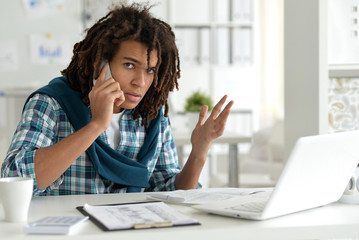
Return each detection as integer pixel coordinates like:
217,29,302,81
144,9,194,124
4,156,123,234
184,90,214,112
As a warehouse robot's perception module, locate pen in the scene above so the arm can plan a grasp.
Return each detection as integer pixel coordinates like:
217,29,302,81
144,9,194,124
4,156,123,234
134,222,173,229
239,190,266,196
147,194,185,203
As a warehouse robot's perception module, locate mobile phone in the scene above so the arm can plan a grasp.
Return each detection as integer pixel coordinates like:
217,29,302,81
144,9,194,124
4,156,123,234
93,60,113,85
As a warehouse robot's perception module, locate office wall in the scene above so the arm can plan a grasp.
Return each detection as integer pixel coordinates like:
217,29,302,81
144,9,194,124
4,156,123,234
0,0,82,160
0,0,82,87
0,0,169,87
284,0,328,158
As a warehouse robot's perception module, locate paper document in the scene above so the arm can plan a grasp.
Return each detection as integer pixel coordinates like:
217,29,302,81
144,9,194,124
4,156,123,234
78,202,199,231
147,188,273,205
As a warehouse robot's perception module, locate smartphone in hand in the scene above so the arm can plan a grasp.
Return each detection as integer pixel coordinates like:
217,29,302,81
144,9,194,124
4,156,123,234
93,60,113,85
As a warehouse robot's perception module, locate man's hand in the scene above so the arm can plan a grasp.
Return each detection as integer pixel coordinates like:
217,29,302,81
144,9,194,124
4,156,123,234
175,95,234,190
190,95,234,159
88,64,125,131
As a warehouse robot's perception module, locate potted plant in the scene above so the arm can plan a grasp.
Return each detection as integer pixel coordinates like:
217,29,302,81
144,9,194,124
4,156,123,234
184,90,214,130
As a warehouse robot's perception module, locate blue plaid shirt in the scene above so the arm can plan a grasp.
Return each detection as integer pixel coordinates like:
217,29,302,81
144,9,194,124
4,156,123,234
1,93,181,195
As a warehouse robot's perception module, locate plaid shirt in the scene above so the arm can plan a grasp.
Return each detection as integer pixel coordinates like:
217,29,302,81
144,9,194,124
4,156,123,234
1,93,181,196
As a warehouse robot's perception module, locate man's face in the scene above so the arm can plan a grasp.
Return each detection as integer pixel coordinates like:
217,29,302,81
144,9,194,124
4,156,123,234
109,40,158,112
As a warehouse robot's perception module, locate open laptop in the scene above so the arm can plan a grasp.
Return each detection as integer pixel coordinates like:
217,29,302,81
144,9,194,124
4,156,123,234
193,130,359,220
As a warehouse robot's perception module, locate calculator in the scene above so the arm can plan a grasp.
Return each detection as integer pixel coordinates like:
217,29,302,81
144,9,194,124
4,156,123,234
24,216,89,234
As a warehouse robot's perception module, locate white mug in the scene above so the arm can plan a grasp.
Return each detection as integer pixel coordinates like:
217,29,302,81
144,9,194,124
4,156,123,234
0,177,33,222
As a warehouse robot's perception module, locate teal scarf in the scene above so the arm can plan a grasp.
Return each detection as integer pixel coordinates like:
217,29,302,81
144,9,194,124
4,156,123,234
25,76,161,192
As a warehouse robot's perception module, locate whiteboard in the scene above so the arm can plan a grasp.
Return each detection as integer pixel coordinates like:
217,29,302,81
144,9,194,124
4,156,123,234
0,0,82,88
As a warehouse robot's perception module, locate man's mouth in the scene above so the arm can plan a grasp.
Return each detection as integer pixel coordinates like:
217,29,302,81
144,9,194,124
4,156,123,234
125,93,142,102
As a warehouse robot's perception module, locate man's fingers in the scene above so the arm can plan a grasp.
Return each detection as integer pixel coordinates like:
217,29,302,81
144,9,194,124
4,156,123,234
197,105,208,126
210,95,228,119
114,91,126,107
216,100,234,123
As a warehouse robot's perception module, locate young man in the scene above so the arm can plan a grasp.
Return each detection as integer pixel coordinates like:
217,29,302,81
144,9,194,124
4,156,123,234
1,3,233,195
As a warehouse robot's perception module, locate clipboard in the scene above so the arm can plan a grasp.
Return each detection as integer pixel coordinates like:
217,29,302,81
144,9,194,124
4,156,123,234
76,201,200,231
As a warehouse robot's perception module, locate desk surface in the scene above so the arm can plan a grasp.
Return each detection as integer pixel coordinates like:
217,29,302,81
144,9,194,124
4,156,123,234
173,131,252,145
1,192,359,240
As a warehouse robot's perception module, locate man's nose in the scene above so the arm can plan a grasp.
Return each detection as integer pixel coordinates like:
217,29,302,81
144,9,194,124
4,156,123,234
132,70,146,87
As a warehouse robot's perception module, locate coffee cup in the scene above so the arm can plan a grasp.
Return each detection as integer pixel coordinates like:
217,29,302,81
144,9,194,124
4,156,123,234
0,177,33,222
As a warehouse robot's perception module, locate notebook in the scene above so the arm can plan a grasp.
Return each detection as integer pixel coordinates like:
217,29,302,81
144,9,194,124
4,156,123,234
193,130,359,220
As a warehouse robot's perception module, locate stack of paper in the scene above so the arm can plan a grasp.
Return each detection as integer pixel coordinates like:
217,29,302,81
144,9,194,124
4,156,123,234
146,188,273,205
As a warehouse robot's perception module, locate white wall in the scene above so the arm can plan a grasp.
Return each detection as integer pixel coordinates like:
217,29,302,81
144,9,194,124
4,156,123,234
284,0,328,158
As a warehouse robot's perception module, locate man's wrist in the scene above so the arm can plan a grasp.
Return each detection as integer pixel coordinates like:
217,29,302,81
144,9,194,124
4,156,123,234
87,120,107,136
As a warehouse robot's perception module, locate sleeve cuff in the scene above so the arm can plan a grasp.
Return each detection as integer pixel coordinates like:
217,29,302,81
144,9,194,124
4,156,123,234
19,150,64,195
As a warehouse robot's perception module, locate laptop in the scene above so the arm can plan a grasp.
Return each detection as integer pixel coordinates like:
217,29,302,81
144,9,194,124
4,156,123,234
193,130,359,220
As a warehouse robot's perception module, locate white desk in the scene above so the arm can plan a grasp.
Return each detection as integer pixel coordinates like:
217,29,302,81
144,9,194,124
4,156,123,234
173,131,252,187
1,193,359,240
0,193,359,240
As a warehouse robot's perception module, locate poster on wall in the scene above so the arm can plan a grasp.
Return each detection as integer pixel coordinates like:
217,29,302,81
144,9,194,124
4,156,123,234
29,34,71,65
22,0,65,19
0,41,18,71
328,0,359,65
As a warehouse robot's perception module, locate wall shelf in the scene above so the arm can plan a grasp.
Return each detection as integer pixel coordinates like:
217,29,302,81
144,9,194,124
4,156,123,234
328,65,359,78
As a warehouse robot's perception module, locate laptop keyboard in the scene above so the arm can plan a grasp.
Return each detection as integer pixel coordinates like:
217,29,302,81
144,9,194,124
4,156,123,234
228,201,266,213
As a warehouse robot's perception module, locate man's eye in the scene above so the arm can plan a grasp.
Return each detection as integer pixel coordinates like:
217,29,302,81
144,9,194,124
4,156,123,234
125,63,134,69
148,68,155,74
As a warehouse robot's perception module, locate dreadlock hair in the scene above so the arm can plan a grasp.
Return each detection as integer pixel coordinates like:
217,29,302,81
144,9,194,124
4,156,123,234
61,2,180,127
